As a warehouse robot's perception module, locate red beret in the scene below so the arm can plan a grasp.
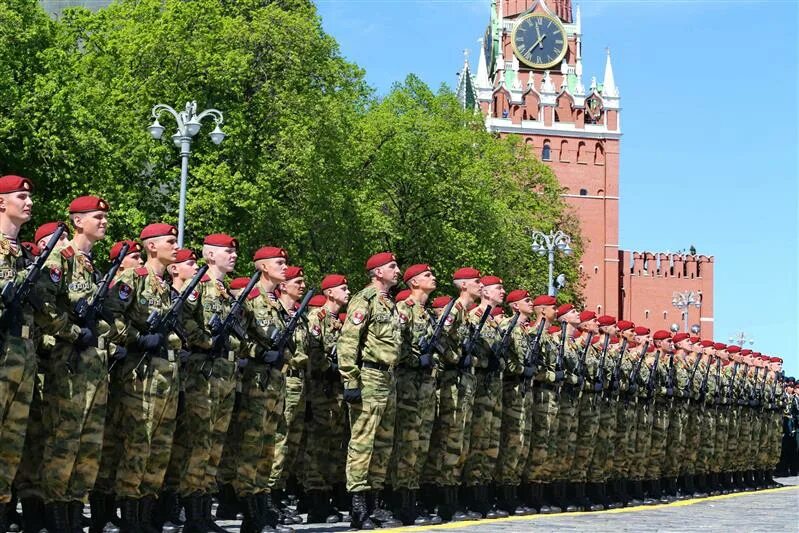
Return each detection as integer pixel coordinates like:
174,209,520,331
556,303,574,318
700,340,714,348
578,310,597,323
338,313,347,323
617,320,635,331
672,332,690,344
284,266,304,280
491,306,505,317
653,330,671,341
713,342,727,350
395,289,411,302
453,267,481,280
752,352,761,357
634,326,650,336
230,277,252,290
69,195,109,214
174,248,196,263
365,252,396,271
726,345,741,354
506,289,529,304
321,274,348,290
771,357,783,363
203,233,238,248
592,335,602,345
532,294,557,306
610,335,620,344
34,222,66,244
740,349,752,356
22,242,39,256
308,294,327,308
431,295,452,309
0,175,33,194
140,223,177,240
547,325,561,334
480,275,503,287
646,344,656,353
253,246,288,262
110,240,142,261
403,263,431,284
689,336,700,343
597,315,616,327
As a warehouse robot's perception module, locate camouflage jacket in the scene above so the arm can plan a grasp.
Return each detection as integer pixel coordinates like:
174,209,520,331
466,306,501,371
182,274,243,360
306,306,343,376
397,297,434,369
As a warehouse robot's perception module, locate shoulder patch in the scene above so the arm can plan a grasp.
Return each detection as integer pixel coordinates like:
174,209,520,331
60,246,75,259
188,289,199,303
399,313,408,324
246,288,260,301
117,282,132,301
405,299,415,307
317,309,327,320
134,267,148,277
445,314,455,326
49,266,62,283
311,324,322,337
350,311,365,325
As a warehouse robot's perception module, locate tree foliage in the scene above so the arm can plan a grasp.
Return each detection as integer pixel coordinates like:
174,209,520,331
0,0,583,303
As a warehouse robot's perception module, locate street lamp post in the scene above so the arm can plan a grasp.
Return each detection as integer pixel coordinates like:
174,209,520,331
671,290,701,333
531,229,572,296
729,332,755,348
148,101,226,247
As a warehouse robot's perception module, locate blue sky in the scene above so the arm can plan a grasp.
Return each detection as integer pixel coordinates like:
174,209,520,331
316,0,798,376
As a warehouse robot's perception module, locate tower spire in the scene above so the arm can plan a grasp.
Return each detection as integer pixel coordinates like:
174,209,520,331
602,48,619,98
456,49,478,110
475,38,490,90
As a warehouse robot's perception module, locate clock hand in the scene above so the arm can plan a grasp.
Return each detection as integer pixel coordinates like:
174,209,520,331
528,34,546,54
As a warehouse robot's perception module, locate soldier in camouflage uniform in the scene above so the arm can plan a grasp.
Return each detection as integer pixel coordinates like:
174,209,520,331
628,327,654,505
462,275,506,518
676,335,703,498
722,345,745,493
302,275,349,524
711,343,732,494
103,223,182,530
695,342,718,496
660,331,690,500
642,331,671,504
268,265,309,526
608,321,636,506
36,196,113,531
422,268,481,522
494,290,536,516
389,264,439,525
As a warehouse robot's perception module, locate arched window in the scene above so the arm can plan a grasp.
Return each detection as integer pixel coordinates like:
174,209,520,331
579,188,588,196
542,141,551,161
577,141,587,164
559,140,569,162
525,137,534,146
594,143,605,165
663,311,668,319
645,310,650,319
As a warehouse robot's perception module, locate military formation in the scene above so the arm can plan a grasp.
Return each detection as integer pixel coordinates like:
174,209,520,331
0,174,791,533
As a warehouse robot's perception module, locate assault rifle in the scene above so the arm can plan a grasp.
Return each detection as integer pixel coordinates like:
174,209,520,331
627,341,649,396
554,320,568,383
490,312,519,371
727,361,741,406
418,297,457,365
208,271,260,353
70,242,130,372
684,353,703,399
0,223,67,336
645,349,660,402
606,338,628,398
522,318,547,394
748,367,762,407
712,357,723,406
594,334,611,393
261,289,315,366
698,357,713,407
460,305,492,368
665,351,676,398
574,332,594,389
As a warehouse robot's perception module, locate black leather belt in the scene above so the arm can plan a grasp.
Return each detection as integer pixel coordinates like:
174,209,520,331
362,360,392,372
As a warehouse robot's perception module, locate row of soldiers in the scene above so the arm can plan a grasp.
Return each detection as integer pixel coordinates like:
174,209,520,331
777,377,799,476
0,174,787,533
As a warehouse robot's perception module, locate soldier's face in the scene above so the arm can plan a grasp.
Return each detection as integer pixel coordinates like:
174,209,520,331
122,252,143,270
0,191,33,225
326,284,350,306
37,231,69,250
376,262,400,286
514,297,534,315
563,308,580,325
634,334,648,345
600,324,619,336
580,318,599,334
77,210,108,241
482,284,504,306
152,236,178,264
539,304,557,321
411,270,436,292
281,277,305,300
213,246,237,274
176,259,198,280
264,258,287,282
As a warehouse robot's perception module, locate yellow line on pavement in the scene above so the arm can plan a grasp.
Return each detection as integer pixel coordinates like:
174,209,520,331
377,485,799,532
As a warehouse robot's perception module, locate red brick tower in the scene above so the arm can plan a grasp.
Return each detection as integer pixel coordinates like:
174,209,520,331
464,0,621,316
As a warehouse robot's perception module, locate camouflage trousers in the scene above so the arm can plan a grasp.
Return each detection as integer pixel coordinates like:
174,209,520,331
522,384,558,482
389,368,436,490
40,344,109,503
630,402,652,480
587,396,616,483
645,400,670,479
725,406,741,472
570,392,599,483
170,355,236,496
758,411,781,469
495,380,532,486
231,364,284,497
736,408,754,472
15,360,47,500
114,354,179,499
663,400,686,478
346,367,396,493
551,390,578,481
611,398,636,479
681,404,702,475
93,365,125,495
268,374,305,490
462,372,502,486
696,407,716,474
425,371,475,487
712,407,730,473
302,376,346,491
0,334,37,504
216,388,241,488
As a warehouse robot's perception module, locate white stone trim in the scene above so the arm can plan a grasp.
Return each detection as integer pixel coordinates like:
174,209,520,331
488,117,622,139
561,194,620,200
700,317,715,322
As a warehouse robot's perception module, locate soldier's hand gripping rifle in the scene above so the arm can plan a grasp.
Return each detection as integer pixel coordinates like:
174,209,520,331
204,271,260,377
627,341,649,396
606,338,628,399
594,333,611,393
418,297,457,369
135,265,208,379
70,242,130,373
575,332,594,389
522,318,547,394
460,304,492,370
260,289,315,367
554,320,568,384
489,311,519,373
0,223,67,336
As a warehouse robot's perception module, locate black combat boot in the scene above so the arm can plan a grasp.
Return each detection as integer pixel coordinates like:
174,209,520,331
642,480,657,506
22,495,47,533
258,493,293,532
240,494,268,533
68,500,85,533
0,504,7,533
656,479,671,504
628,480,643,506
332,482,350,513
7,492,20,533
153,490,182,532
46,502,71,533
562,482,579,513
349,493,375,530
546,482,562,514
489,485,509,518
447,486,471,521
120,499,140,533
179,495,204,533
367,490,401,528
201,493,228,533
215,483,240,520
138,495,160,533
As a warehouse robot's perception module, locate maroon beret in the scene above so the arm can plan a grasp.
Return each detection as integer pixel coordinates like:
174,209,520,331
0,175,33,194
597,315,616,327
453,267,481,280
204,233,238,248
771,357,783,363
616,320,635,331
140,223,177,240
284,266,304,280
22,242,39,256
506,289,529,304
672,332,690,344
700,340,715,348
634,326,650,336
689,336,701,343
491,306,505,317
174,248,196,263
338,313,347,323
548,325,561,334
35,221,66,244
556,303,574,318
321,274,348,290
366,252,397,271
110,240,142,261
578,310,597,323
740,349,752,356
395,289,411,302
653,330,671,341
431,295,452,309
253,246,287,262
713,342,727,350
726,345,741,354
647,344,656,353
69,195,109,214
480,275,503,287
403,263,431,284
532,294,556,306
308,294,327,308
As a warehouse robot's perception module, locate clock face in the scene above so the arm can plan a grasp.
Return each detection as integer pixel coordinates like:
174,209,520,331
512,13,568,69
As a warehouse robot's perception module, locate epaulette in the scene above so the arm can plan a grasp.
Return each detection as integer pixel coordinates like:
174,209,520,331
455,301,464,311
134,267,148,277
317,309,327,320
405,299,415,307
247,288,261,301
60,246,75,259
473,307,483,318
201,274,211,283
360,286,378,301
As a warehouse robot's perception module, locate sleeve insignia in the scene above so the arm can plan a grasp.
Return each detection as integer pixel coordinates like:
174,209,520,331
351,311,365,325
49,267,62,283
445,314,455,326
399,313,408,324
118,282,132,301
311,324,322,337
188,289,199,303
